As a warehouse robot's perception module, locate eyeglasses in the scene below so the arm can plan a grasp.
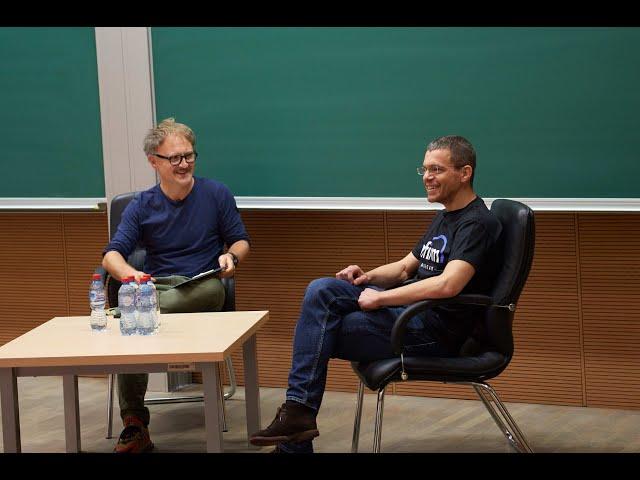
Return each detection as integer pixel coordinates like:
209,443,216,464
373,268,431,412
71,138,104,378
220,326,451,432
417,165,446,176
153,151,198,166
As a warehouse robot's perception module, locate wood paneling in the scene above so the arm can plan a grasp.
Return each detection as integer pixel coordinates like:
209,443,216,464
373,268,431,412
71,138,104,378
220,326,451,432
0,213,68,345
496,213,584,406
1,208,639,410
0,211,108,346
63,213,110,315
579,213,640,409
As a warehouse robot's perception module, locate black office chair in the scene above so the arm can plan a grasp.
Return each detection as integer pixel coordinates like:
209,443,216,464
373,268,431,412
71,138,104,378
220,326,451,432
350,199,535,453
98,192,237,439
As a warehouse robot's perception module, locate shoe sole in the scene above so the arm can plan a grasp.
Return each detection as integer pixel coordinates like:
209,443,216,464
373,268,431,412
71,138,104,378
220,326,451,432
249,429,319,446
114,442,154,453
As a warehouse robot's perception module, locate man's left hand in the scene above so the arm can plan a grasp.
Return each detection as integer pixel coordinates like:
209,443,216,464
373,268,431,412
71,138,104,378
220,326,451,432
218,253,236,278
358,288,382,311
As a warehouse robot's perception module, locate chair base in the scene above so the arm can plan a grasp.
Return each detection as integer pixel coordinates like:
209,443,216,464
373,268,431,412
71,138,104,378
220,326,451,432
351,380,533,453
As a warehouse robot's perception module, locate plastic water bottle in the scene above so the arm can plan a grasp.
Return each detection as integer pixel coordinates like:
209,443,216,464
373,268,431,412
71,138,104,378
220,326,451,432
136,275,155,336
118,276,137,336
89,273,107,331
144,275,161,332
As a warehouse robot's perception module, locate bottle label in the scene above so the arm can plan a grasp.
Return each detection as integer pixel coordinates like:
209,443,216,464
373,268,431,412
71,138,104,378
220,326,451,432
120,296,134,307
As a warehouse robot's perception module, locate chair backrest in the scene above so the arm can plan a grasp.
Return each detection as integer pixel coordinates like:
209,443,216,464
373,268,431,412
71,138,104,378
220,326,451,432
109,192,139,240
476,199,535,357
105,191,235,312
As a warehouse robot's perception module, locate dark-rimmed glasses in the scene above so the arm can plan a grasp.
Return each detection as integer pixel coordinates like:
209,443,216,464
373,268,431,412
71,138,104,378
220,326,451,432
153,151,198,166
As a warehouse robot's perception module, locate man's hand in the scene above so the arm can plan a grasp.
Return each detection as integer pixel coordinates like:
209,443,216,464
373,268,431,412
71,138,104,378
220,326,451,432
358,288,382,311
336,265,370,285
218,253,236,278
132,271,155,283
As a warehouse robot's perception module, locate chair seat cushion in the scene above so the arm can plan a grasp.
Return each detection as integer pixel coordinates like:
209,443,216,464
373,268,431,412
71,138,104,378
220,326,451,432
351,351,507,391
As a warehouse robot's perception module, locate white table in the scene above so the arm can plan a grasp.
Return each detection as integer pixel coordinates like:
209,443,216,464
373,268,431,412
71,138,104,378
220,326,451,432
0,310,269,453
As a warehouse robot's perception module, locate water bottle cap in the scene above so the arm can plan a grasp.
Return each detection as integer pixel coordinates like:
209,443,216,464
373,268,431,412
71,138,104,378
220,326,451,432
92,273,102,280
121,276,132,282
142,274,151,281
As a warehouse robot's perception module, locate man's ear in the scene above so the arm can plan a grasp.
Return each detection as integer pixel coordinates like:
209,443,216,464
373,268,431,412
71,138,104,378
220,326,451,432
460,165,473,183
147,155,158,170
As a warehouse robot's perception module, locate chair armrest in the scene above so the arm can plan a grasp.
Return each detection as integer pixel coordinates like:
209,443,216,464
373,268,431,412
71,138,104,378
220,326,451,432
221,275,236,312
390,294,494,354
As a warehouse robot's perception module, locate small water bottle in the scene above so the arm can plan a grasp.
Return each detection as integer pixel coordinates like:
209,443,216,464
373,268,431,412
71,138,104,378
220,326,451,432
89,273,107,331
118,276,137,336
144,275,161,332
136,275,155,336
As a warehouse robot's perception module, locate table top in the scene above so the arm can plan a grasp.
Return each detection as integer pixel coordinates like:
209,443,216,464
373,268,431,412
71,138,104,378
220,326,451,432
0,311,269,368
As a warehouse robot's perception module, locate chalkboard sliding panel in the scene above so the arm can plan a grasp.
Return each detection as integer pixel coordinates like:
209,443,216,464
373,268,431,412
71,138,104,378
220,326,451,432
152,28,640,210
0,27,104,201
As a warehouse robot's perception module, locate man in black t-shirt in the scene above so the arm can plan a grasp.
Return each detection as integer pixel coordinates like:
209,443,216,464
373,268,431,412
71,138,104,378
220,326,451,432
250,135,502,453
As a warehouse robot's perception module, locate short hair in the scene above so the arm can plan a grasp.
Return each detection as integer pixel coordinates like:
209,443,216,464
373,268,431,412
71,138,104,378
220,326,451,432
426,135,476,186
143,117,196,156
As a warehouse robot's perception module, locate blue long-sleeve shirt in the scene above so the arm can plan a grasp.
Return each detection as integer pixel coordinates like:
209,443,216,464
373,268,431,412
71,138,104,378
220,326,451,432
104,177,250,278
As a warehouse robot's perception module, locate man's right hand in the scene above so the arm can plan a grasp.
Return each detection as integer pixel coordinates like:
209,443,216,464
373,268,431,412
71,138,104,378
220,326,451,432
131,271,155,283
335,265,370,285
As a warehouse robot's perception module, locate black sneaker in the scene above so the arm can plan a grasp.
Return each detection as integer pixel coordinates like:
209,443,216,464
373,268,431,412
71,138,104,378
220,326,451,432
249,402,319,446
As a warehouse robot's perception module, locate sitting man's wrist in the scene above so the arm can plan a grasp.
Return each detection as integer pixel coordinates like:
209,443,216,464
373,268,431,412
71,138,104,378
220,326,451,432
227,251,239,266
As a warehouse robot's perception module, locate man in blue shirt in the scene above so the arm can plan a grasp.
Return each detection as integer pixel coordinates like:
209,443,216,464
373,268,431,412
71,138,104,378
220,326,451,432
102,118,250,453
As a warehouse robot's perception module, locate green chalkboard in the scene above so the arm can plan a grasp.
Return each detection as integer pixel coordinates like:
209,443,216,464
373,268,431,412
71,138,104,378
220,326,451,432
152,28,640,198
0,27,104,198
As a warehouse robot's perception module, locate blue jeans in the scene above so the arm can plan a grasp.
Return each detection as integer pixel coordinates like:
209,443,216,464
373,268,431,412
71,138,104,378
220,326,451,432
279,277,453,453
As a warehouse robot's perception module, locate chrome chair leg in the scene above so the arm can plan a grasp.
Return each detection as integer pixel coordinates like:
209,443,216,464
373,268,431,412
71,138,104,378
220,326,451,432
351,381,365,453
106,373,115,439
217,362,228,432
372,387,386,453
472,382,533,453
223,357,236,400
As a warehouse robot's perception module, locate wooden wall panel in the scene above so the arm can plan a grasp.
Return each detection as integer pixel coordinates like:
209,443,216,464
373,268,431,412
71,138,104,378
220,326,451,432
385,211,437,260
62,212,109,316
579,213,640,409
1,209,639,410
0,213,69,345
497,213,584,406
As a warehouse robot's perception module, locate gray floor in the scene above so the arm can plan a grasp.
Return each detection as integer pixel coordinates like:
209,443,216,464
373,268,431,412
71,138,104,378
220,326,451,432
1,376,639,453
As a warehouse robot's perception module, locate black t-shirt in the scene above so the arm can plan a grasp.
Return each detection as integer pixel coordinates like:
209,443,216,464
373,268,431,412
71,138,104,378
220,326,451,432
410,196,502,349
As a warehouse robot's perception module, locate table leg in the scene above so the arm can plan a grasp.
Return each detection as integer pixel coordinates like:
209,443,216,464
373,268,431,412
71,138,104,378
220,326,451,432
201,362,223,452
0,368,20,453
62,374,81,453
242,334,261,443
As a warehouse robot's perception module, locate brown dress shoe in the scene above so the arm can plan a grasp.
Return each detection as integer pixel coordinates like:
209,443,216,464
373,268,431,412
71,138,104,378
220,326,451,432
250,402,319,446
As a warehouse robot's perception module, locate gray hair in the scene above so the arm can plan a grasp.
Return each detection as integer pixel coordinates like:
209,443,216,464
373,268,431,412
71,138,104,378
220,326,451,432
143,117,196,155
426,135,476,186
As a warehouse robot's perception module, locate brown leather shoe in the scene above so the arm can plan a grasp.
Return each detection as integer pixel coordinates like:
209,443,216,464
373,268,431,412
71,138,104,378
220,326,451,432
249,402,319,446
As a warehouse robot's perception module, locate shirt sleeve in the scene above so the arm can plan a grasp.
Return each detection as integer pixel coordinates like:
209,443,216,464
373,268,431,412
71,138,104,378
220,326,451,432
217,185,251,247
447,220,493,271
102,199,142,259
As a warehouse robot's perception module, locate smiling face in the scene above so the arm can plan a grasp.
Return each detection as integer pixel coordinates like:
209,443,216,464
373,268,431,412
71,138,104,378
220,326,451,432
148,134,195,193
421,148,470,208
